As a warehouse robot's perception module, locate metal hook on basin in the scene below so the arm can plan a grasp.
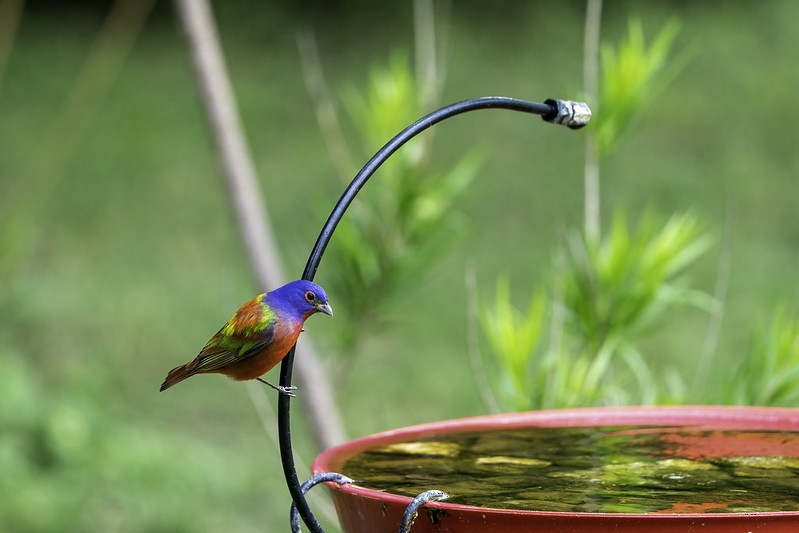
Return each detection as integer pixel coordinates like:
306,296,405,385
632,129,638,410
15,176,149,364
289,472,354,533
399,490,450,533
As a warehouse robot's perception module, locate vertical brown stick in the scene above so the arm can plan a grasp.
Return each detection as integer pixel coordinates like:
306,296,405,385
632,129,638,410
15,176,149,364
582,0,602,241
173,0,345,450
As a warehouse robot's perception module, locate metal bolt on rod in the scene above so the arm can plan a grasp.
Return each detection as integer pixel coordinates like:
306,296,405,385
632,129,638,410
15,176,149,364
278,96,591,532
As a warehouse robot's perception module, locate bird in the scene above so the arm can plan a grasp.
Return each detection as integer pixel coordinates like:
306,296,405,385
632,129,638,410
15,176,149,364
159,280,332,396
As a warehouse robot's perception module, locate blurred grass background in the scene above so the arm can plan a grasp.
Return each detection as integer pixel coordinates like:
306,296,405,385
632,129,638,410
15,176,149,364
1,0,798,530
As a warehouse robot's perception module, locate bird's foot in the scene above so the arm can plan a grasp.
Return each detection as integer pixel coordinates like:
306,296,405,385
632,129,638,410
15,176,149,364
257,378,298,397
276,385,298,398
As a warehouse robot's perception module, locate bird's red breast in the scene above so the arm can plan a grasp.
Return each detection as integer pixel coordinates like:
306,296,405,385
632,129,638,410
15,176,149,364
208,316,302,381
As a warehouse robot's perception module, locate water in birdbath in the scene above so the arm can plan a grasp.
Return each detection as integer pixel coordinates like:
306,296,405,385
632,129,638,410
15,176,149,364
340,425,799,513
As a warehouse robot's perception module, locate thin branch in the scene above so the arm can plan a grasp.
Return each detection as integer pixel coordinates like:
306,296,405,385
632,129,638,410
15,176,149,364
583,139,600,240
295,28,354,181
245,382,283,452
691,201,733,399
413,0,449,167
244,383,338,524
582,0,602,105
0,0,24,91
582,0,602,241
464,264,502,413
173,0,345,450
544,243,567,409
413,0,438,112
434,0,451,98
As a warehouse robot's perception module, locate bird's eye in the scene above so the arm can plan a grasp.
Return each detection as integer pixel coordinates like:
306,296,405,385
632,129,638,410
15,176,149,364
304,291,316,302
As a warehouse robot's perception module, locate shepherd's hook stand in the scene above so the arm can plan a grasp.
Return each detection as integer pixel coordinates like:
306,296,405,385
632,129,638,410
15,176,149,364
278,96,590,532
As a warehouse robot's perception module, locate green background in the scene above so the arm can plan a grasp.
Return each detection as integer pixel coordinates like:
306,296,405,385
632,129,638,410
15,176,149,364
1,0,797,530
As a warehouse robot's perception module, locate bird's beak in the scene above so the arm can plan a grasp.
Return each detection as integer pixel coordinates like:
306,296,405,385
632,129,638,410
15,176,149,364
316,302,333,316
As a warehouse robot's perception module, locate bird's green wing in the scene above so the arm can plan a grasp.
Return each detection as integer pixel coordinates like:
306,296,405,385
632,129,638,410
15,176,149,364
189,307,278,373
187,329,273,374
184,295,279,374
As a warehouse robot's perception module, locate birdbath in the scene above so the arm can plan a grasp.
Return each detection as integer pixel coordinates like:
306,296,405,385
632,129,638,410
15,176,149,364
275,97,799,532
312,406,799,532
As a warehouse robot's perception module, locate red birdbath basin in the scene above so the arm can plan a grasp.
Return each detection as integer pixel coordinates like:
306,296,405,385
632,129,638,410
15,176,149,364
312,406,799,532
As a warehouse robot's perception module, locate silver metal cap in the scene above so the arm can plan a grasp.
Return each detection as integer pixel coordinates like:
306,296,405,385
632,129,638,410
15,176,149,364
542,99,592,130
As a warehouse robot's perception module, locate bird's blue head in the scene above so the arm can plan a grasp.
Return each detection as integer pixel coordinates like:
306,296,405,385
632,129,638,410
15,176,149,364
265,280,333,320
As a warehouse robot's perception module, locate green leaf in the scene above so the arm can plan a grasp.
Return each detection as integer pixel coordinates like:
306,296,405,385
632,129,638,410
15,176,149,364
561,209,711,346
594,18,682,155
728,308,799,406
480,277,548,409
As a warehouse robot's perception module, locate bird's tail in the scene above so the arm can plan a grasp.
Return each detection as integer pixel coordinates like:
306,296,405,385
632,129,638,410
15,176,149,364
159,363,195,392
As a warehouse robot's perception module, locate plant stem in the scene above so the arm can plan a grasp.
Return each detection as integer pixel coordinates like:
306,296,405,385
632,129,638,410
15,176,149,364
244,383,338,524
296,28,355,181
465,264,502,413
582,0,602,241
691,203,733,399
0,0,24,91
414,0,439,112
174,0,345,450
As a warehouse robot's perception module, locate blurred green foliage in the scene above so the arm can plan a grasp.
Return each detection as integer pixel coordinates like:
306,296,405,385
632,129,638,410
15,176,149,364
325,53,481,355
480,278,547,409
0,351,277,532
561,211,713,350
724,309,799,406
478,15,797,413
557,211,712,406
593,18,681,155
1,1,798,531
480,212,712,410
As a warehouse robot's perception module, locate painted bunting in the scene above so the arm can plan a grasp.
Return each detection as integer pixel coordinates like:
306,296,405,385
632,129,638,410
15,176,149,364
159,280,332,396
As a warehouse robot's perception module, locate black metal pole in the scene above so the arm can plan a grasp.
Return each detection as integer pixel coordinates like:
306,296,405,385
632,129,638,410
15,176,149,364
277,96,590,532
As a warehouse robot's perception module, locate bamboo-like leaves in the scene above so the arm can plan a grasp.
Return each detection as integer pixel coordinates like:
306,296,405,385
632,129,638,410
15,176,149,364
727,309,799,406
326,53,482,353
480,278,546,410
594,18,681,156
561,211,713,347
481,211,713,411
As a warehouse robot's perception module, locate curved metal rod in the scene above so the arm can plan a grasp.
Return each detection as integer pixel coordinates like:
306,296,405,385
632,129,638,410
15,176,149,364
290,473,353,532
400,490,450,533
278,96,590,532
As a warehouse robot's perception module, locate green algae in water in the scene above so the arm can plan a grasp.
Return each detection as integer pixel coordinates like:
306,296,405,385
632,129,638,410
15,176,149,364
340,426,799,513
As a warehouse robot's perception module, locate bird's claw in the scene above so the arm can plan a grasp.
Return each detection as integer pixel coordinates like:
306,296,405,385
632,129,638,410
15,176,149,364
277,385,298,398
257,378,298,398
